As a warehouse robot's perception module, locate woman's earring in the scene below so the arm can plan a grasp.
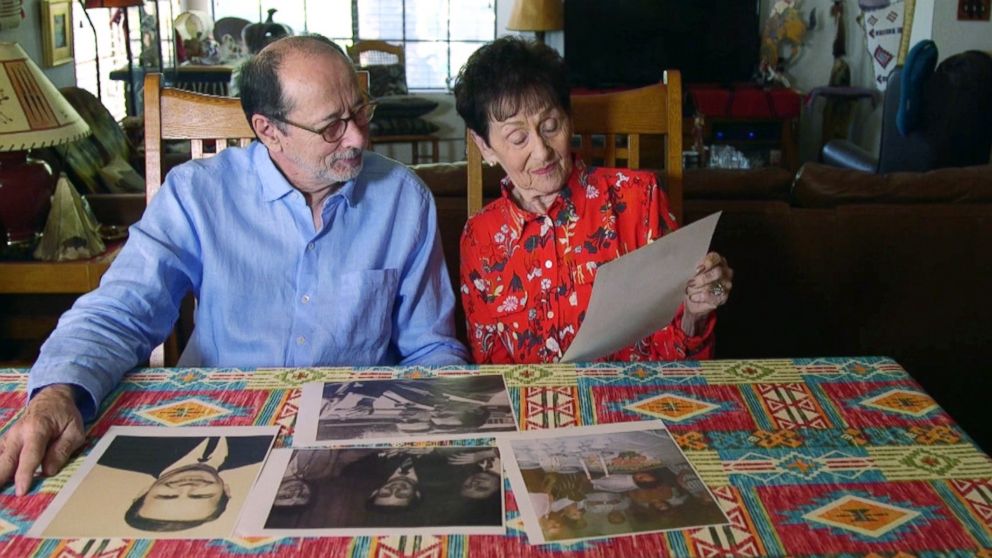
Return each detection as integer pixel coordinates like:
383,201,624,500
484,159,497,168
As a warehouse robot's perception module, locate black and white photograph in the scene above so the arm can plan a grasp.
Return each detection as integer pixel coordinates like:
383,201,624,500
498,421,728,545
294,375,516,445
238,445,505,536
29,425,278,539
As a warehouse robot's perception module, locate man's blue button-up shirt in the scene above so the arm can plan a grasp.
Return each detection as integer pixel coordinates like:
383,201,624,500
29,143,467,418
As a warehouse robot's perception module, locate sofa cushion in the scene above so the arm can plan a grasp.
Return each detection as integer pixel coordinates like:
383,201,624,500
374,95,438,119
410,161,504,199
84,193,146,226
40,86,144,195
97,155,145,194
685,167,794,201
369,117,440,136
793,162,992,208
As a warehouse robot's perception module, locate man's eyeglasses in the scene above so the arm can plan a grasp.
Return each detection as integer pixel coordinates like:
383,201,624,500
276,102,377,143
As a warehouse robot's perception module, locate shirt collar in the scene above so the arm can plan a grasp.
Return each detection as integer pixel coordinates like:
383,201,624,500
498,155,587,226
253,142,360,207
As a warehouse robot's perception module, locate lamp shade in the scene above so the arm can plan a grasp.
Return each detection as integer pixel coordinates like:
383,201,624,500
0,42,89,150
507,0,563,32
0,42,89,247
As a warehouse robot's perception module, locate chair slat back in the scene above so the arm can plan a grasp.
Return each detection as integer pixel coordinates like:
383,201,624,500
466,70,683,222
144,73,254,204
347,40,404,66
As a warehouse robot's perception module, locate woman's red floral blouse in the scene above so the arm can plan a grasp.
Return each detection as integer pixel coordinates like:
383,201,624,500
460,158,715,364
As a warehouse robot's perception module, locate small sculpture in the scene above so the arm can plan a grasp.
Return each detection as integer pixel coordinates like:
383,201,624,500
33,174,106,262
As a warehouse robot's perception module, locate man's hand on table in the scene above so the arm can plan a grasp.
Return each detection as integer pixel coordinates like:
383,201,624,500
0,384,84,496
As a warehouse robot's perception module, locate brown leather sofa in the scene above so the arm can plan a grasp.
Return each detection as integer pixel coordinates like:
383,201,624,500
413,161,992,452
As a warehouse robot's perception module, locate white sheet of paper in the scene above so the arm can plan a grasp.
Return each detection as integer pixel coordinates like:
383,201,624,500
561,211,721,363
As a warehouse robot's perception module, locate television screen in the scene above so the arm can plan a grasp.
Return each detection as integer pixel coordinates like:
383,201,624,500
564,0,761,88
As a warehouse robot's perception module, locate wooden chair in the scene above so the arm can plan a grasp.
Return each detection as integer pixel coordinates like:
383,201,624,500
142,73,254,367
142,71,370,366
347,40,440,164
347,40,403,67
467,70,683,222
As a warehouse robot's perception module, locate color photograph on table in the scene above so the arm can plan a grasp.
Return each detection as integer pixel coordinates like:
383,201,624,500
294,375,516,445
498,421,728,545
29,425,278,539
238,445,505,536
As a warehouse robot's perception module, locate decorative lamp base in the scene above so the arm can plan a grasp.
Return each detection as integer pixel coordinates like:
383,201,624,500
0,151,56,247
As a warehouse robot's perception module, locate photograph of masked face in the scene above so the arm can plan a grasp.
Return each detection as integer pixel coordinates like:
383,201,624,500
32,426,277,540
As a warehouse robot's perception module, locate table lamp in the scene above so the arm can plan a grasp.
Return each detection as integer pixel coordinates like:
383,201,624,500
85,0,144,116
0,42,90,247
507,0,563,44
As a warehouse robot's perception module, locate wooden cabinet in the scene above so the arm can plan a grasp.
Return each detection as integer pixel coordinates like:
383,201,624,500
684,86,802,172
685,116,799,172
0,246,121,365
0,246,119,294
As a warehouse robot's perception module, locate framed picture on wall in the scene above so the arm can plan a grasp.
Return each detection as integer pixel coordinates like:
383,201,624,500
41,0,74,67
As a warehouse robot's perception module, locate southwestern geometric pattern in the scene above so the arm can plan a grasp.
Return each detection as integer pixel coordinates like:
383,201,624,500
136,396,232,426
625,392,719,422
1,357,991,557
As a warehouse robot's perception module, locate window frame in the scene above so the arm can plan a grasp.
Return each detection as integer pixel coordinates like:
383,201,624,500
213,0,497,92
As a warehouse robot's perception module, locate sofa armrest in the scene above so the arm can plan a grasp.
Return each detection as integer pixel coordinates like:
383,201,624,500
793,162,992,208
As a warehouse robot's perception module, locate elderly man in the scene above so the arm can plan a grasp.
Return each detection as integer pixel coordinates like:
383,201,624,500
0,35,466,495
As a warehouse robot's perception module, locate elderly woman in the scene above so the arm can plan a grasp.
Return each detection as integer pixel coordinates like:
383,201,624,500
453,37,733,364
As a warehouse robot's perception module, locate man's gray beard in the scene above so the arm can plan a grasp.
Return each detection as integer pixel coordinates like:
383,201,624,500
291,148,364,185
326,148,364,183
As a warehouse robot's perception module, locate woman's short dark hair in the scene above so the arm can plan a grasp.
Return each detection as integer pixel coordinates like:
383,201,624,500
238,34,350,132
453,36,570,145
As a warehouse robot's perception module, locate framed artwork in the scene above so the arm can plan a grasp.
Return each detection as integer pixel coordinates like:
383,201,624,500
40,0,73,67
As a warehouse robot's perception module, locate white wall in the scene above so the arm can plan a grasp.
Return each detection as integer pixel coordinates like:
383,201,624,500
931,0,992,61
763,0,990,163
0,0,76,88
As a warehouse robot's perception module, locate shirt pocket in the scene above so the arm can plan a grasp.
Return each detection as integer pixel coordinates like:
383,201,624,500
326,269,399,350
483,289,541,353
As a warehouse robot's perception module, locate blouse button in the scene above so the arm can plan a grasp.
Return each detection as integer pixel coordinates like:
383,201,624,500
301,294,311,304
307,242,316,252
297,336,307,345
547,311,554,319
544,260,552,269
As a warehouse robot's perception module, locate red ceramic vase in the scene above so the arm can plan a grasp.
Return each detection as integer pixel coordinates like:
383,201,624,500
0,151,56,246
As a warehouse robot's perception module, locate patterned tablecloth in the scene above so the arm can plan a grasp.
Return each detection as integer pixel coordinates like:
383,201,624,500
1,357,991,557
